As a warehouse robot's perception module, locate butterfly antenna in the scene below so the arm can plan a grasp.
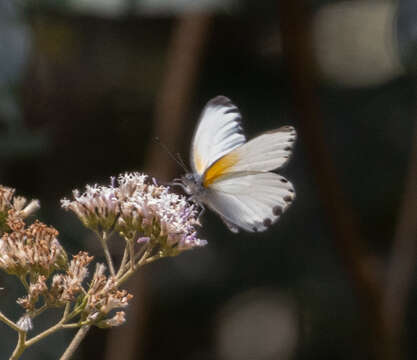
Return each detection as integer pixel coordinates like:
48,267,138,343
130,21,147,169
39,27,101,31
153,137,189,172
176,152,189,172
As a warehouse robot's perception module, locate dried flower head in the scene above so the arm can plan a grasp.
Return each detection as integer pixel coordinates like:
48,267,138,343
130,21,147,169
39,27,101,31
0,185,40,233
84,263,133,323
96,311,126,328
0,186,15,213
0,212,68,277
62,173,207,255
17,314,33,331
48,251,93,305
17,275,48,311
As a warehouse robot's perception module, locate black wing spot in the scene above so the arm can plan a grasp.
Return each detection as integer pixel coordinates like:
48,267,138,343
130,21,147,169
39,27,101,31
273,206,282,216
263,218,272,227
288,188,294,193
280,178,288,183
224,107,238,115
284,195,293,202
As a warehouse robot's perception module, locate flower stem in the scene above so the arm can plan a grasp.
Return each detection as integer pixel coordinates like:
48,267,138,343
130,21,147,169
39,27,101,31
9,331,26,360
128,238,135,270
117,249,161,286
19,275,29,291
116,246,129,277
0,311,21,332
99,232,115,277
25,303,70,347
59,325,91,360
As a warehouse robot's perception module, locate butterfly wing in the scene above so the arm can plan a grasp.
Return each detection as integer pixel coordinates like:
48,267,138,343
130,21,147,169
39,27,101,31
190,96,246,176
203,172,295,233
202,126,296,187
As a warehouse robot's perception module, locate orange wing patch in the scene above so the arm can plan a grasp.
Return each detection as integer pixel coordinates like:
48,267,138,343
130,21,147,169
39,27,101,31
203,152,239,187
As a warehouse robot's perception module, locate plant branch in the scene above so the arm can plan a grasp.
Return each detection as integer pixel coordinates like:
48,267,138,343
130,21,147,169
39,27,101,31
98,231,115,277
117,249,160,286
26,303,71,347
19,275,29,291
9,331,26,360
117,246,129,277
128,238,135,270
31,303,48,319
59,325,91,360
0,311,21,332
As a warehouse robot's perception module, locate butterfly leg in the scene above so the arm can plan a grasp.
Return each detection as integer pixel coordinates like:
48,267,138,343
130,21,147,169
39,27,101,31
220,216,239,233
170,181,187,192
197,203,206,219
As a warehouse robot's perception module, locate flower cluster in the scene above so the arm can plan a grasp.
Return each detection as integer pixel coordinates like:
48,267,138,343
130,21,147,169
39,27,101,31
0,212,68,277
16,253,131,329
0,185,40,233
61,173,207,254
48,251,93,305
84,263,132,327
16,275,48,312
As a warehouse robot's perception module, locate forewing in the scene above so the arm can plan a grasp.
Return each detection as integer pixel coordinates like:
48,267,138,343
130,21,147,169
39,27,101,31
206,126,296,182
204,172,295,232
191,96,246,176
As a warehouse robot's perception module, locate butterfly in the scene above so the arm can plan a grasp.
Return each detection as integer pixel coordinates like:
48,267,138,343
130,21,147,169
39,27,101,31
178,95,296,233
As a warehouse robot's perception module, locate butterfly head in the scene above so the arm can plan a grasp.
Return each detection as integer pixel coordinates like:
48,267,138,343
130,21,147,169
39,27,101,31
180,173,205,197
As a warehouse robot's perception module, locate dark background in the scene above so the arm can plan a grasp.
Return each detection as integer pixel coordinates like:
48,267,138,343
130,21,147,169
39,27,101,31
0,0,416,359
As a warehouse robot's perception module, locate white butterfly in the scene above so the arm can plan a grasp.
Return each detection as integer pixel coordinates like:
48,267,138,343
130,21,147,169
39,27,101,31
179,96,296,233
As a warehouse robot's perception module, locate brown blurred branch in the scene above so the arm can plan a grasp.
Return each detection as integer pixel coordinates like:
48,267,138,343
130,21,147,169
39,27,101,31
146,14,212,180
103,13,212,360
277,1,388,359
383,117,417,356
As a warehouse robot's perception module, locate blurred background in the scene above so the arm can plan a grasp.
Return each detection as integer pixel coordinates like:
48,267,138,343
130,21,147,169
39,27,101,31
0,0,416,359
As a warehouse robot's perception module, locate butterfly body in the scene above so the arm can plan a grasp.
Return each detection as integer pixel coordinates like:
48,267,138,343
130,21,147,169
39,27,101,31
180,96,296,233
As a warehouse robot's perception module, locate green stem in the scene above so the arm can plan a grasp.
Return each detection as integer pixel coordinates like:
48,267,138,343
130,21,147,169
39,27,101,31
8,303,71,359
19,275,29,291
117,250,161,286
98,231,115,277
9,331,26,360
0,311,21,332
116,246,129,277
128,238,135,270
120,244,151,276
31,303,48,319
25,303,70,347
59,325,91,360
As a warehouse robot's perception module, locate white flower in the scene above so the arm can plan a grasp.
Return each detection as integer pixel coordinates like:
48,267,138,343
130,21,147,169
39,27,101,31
62,173,207,254
61,186,119,233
